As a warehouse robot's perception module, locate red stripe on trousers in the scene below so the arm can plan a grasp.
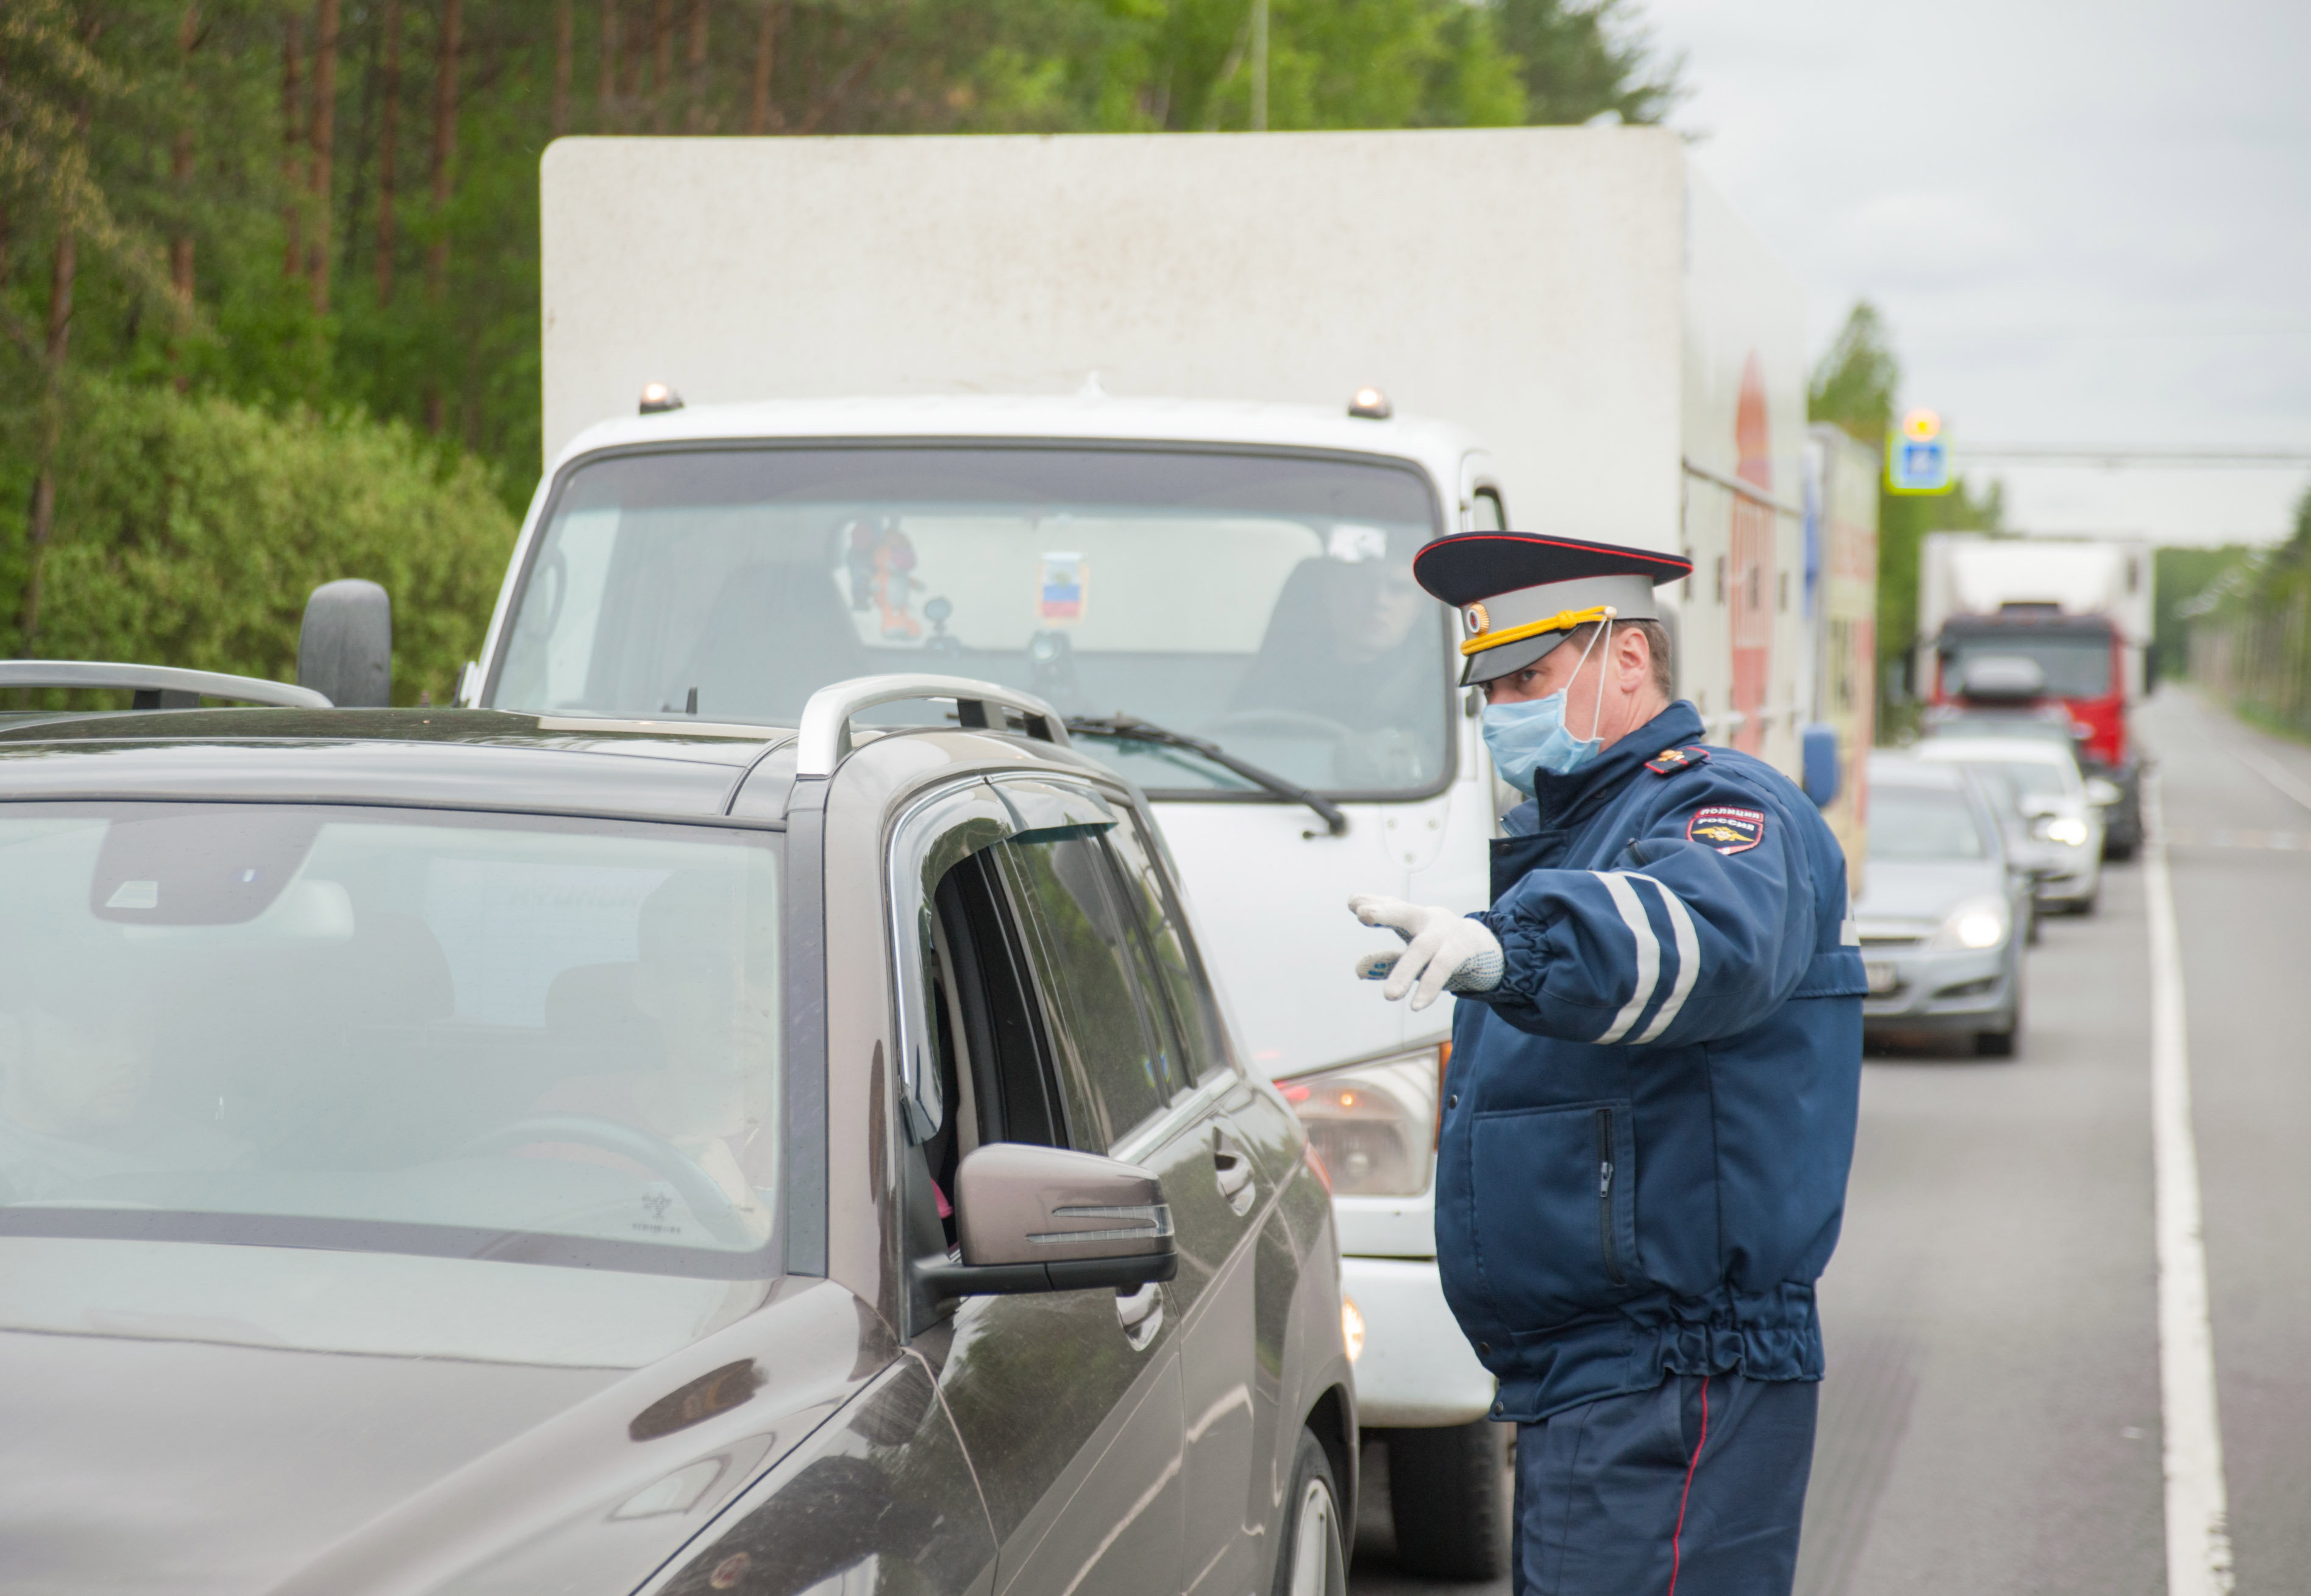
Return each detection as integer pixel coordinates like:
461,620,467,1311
1667,1377,1710,1596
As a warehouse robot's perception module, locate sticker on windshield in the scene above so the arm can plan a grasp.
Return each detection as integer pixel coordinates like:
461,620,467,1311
1687,805,1766,855
1039,552,1086,625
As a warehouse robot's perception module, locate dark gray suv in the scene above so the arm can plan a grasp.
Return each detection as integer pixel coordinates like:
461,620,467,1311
0,669,1353,1596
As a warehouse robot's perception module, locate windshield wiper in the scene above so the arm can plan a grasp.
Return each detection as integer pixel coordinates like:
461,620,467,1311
1064,714,1348,838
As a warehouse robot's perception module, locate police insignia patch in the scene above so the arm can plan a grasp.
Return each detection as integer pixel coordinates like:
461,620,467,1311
1687,804,1766,854
1645,746,1711,776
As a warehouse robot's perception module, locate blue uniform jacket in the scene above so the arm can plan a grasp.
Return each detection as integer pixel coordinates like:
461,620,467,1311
1436,699,1865,1423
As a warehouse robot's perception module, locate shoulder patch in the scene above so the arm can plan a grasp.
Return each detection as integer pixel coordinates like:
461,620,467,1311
1645,745,1711,776
1687,803,1766,855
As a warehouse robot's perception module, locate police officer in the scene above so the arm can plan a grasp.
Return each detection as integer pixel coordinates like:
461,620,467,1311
1349,531,1865,1596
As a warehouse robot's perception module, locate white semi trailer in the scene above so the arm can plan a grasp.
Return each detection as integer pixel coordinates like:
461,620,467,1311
469,127,1826,1576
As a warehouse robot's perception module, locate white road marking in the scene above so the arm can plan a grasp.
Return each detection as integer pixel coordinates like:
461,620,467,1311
2144,768,2236,1596
2232,744,2311,814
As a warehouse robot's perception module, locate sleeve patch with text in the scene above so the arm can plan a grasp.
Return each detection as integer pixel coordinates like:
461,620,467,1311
1687,805,1767,855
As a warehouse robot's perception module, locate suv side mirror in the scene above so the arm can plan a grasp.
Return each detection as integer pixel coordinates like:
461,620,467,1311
298,580,392,707
914,1143,1177,1303
2084,777,2122,808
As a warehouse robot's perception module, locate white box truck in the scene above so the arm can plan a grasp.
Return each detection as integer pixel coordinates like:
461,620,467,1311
468,127,1828,1575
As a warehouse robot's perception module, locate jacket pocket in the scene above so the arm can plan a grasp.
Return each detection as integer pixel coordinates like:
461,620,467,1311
1466,1099,1640,1330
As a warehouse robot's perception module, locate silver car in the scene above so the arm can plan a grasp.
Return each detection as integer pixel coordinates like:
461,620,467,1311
1914,736,2103,914
1857,756,2032,1056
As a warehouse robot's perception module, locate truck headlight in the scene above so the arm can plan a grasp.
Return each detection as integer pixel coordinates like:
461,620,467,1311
1929,895,2009,951
1277,1047,1442,1197
2041,816,2089,847
1342,1295,1366,1363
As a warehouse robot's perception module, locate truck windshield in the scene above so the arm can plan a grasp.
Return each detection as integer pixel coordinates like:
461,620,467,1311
1942,635,2112,697
0,804,783,1283
491,446,1451,797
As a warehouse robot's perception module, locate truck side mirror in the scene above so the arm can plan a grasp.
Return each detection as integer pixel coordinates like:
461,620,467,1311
1801,724,1841,808
298,580,392,708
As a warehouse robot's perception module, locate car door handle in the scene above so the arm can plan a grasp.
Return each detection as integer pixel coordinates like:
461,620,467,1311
1213,1127,1255,1215
1116,1282,1165,1351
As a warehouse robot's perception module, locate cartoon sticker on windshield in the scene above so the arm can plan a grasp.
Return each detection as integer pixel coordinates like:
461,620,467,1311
1039,552,1086,625
1687,804,1766,855
845,519,922,640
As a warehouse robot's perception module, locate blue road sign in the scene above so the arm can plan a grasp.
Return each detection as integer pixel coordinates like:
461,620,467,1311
1887,432,1953,495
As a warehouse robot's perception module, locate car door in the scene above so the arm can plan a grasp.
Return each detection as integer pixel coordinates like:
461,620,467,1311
1094,812,1278,1596
898,791,1185,1596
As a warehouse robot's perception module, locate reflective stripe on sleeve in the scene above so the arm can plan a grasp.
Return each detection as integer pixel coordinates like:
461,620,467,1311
1633,877,1703,1044
1593,872,1662,1044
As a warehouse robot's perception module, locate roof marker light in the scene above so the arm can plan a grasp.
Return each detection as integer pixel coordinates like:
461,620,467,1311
639,382,685,415
1348,387,1392,420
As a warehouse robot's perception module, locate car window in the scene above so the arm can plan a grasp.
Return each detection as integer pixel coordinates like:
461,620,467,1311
994,836,1175,1150
1103,818,1234,1086
1867,786,1990,860
1961,758,2070,799
930,851,1067,1151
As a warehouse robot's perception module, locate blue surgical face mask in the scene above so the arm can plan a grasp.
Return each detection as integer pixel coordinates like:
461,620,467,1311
1480,622,1611,794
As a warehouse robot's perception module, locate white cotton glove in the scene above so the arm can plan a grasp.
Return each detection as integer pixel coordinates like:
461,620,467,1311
1348,894,1504,1012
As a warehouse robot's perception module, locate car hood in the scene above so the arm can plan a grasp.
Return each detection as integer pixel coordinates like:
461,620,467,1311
1856,858,2009,929
0,1327,615,1594
0,1259,889,1596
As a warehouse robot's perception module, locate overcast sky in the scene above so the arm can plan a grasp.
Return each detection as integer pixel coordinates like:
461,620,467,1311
1643,0,2311,546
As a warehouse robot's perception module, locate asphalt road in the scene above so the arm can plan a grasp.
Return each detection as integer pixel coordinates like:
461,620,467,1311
1349,688,2310,1596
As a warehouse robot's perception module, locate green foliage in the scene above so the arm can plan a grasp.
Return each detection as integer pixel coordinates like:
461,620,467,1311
1809,299,2004,716
2154,544,2254,682
2190,486,2311,735
12,377,514,704
1807,302,1896,449
1,0,1679,685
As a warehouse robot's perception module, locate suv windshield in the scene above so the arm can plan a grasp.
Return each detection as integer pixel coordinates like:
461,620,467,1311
490,446,1451,797
0,804,783,1281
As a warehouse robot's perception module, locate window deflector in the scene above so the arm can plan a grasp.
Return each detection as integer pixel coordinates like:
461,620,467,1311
888,777,1120,1147
988,777,1120,846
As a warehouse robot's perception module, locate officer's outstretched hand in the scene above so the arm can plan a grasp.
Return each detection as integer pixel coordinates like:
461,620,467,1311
1348,894,1504,1012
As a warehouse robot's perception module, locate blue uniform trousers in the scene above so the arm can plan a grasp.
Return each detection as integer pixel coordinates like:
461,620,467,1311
1511,1372,1817,1596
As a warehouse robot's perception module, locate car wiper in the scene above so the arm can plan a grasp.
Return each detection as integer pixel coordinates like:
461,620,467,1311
1064,714,1348,838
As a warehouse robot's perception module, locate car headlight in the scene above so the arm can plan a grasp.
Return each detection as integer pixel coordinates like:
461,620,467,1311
1341,1295,1366,1363
1929,895,2010,951
2042,816,2089,847
1277,1047,1442,1197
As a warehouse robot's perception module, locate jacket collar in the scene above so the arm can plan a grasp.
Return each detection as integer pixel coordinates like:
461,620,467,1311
1505,699,1707,835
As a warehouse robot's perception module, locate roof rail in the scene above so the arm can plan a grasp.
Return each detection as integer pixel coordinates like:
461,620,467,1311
0,661,333,711
795,674,1069,778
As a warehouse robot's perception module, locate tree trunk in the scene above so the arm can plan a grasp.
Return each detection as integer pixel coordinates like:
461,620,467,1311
553,0,573,137
425,0,462,432
650,0,673,131
426,0,461,302
283,9,305,279
168,4,201,388
598,0,618,126
749,1,777,132
377,0,400,304
169,5,199,305
23,53,96,656
685,0,709,132
308,0,340,312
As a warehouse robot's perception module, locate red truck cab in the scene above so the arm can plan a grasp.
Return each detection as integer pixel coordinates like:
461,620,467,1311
1928,607,2142,858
